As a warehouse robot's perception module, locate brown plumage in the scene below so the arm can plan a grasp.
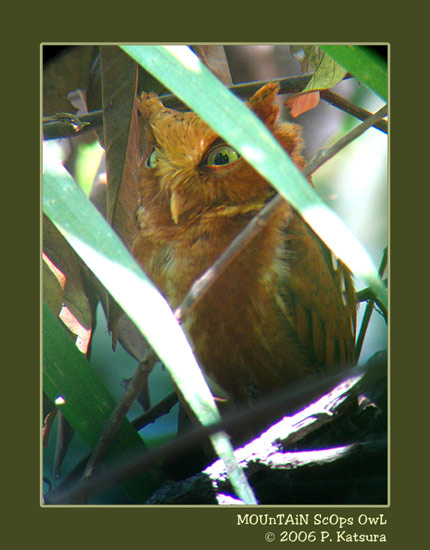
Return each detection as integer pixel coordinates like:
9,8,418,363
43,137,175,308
132,82,356,408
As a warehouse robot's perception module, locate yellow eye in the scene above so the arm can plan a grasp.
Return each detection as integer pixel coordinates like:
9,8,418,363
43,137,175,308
206,145,239,167
147,148,158,168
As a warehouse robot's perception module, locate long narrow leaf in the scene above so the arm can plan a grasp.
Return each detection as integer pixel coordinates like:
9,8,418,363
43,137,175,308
121,45,387,307
43,141,257,504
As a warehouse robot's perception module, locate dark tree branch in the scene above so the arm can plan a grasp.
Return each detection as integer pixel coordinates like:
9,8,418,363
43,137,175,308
320,89,387,134
43,75,316,139
132,391,178,431
43,74,388,140
43,111,102,139
77,351,157,502
304,105,388,174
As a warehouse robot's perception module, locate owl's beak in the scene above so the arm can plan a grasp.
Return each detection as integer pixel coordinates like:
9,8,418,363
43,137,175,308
170,192,181,224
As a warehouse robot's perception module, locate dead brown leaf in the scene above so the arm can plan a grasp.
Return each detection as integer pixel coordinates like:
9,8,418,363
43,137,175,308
99,46,144,343
43,215,94,334
285,91,320,118
100,46,140,242
43,254,64,317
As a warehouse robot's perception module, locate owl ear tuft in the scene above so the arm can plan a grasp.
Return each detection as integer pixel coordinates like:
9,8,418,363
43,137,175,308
247,82,281,129
136,92,166,120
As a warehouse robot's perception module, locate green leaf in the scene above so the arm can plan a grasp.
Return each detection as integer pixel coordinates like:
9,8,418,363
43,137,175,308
319,45,387,100
302,51,347,92
43,303,157,501
43,141,257,504
120,45,387,307
290,46,347,92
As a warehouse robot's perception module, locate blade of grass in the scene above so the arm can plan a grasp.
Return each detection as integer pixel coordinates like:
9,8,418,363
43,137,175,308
120,45,387,308
43,141,257,504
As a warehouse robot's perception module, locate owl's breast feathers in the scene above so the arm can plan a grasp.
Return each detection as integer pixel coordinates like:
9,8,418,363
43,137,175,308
132,83,356,404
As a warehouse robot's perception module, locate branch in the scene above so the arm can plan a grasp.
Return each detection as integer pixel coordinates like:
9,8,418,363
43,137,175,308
78,350,157,502
175,105,388,322
43,76,315,139
320,89,387,134
47,73,392,140
304,104,388,174
147,439,387,505
175,194,285,321
43,111,102,139
132,391,178,431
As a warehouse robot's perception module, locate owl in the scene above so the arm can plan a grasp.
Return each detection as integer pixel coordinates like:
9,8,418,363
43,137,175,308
132,82,356,410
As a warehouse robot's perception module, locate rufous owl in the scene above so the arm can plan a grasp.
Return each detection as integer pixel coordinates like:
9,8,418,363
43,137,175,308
132,82,356,410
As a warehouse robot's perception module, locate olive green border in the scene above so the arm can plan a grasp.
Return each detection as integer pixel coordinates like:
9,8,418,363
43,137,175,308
10,6,424,547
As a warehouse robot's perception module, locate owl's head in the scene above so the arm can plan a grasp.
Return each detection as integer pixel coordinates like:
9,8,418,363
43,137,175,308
136,83,304,225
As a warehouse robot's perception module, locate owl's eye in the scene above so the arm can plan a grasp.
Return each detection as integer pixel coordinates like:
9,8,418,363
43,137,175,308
147,148,158,168
205,145,240,167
